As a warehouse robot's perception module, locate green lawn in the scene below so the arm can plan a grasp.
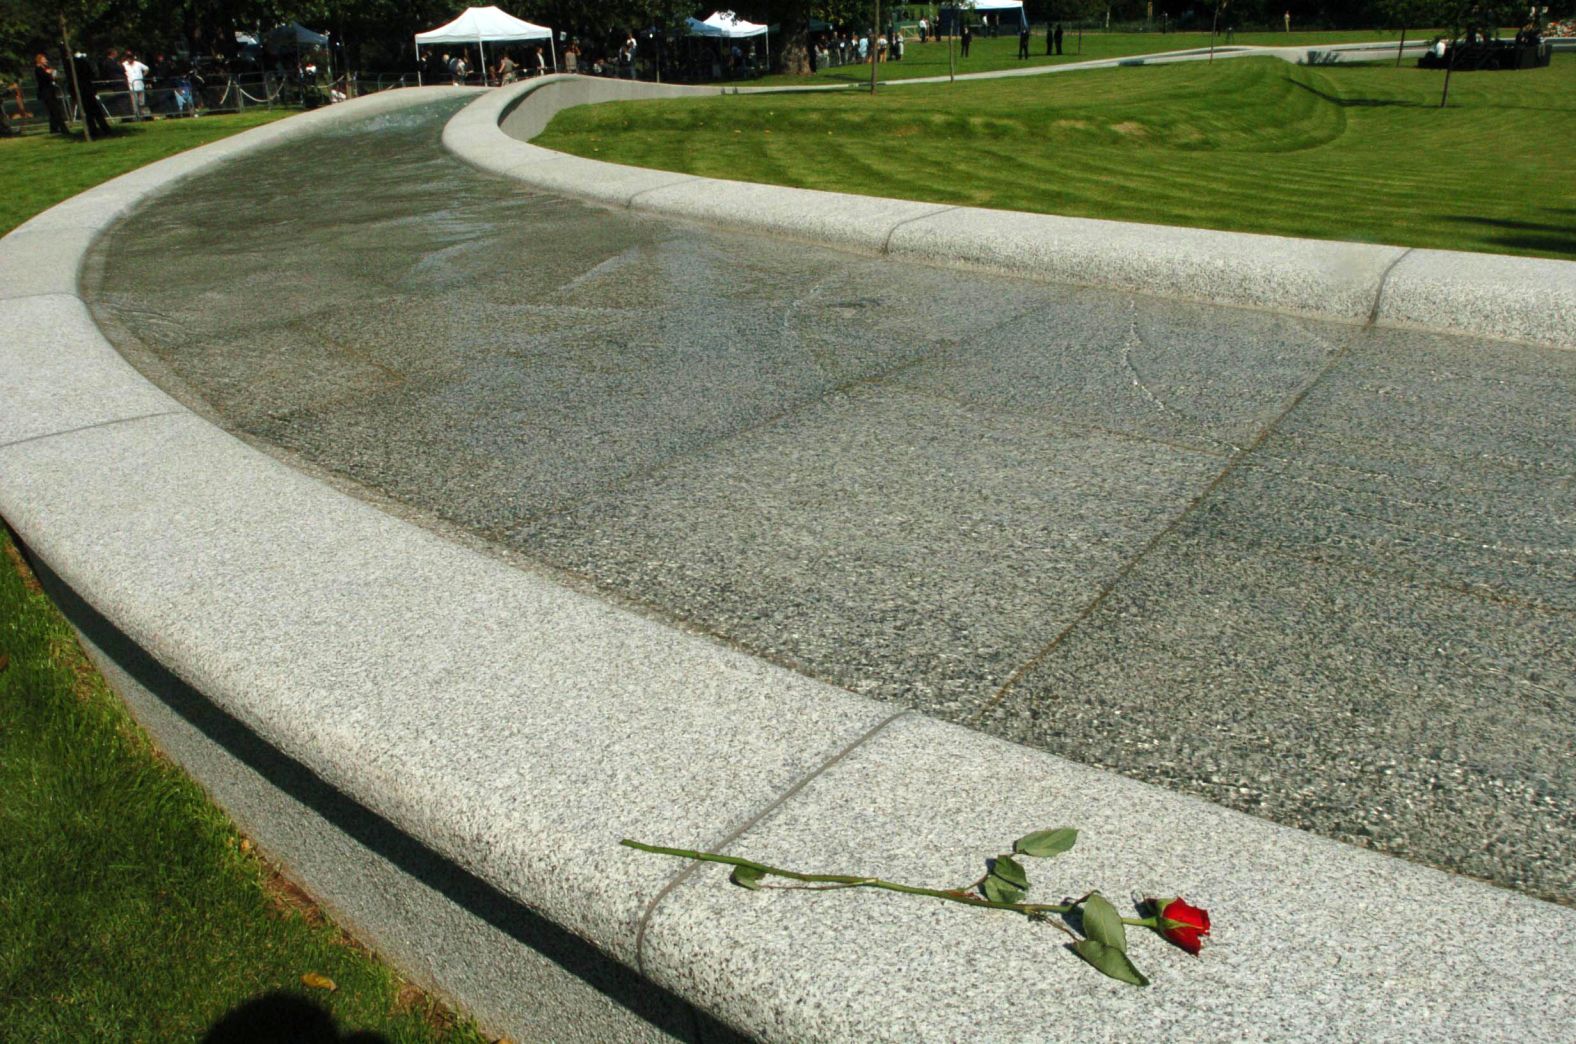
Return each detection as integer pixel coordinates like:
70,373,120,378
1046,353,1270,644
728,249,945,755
755,28,1438,85
540,55,1576,259
0,113,484,1042
0,110,296,236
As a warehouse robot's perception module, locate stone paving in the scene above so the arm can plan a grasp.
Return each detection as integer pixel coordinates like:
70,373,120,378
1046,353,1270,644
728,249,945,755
85,99,1574,904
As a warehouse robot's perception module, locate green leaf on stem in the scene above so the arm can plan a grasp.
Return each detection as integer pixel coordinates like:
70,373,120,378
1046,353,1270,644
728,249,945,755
1014,827,1078,858
1080,892,1127,951
731,865,766,890
982,874,1026,904
1074,939,1150,987
991,855,1030,891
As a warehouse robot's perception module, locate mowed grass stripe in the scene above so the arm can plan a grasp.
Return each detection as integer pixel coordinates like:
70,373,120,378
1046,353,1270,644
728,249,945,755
538,57,1576,259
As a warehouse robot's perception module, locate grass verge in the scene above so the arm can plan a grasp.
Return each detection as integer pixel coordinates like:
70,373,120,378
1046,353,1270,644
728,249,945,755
541,54,1576,259
0,113,485,1042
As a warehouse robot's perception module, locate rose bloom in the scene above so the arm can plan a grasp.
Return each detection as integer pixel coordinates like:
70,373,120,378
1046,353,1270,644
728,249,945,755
1152,897,1210,955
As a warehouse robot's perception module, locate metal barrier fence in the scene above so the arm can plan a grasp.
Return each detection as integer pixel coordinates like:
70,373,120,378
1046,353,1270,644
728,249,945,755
2,74,421,137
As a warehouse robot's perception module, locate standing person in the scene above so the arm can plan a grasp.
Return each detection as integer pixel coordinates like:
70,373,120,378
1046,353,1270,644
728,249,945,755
1055,23,1064,54
122,50,148,119
35,54,69,134
960,23,972,58
1284,10,1291,31
919,17,929,43
71,52,112,135
564,40,580,74
99,47,119,107
529,45,546,77
1018,25,1031,59
497,52,518,84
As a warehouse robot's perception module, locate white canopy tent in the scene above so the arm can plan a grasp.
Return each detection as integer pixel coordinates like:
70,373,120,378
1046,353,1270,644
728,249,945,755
415,6,556,83
685,11,770,70
944,1,1027,30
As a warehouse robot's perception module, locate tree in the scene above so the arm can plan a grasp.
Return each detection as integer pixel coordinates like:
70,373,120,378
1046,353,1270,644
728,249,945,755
1376,0,1439,67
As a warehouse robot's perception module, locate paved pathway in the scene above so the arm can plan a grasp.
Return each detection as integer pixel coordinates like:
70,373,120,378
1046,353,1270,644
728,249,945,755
86,98,1574,904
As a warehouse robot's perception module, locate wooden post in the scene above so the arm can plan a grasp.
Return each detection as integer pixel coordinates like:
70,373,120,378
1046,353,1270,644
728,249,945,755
871,0,880,94
59,14,92,141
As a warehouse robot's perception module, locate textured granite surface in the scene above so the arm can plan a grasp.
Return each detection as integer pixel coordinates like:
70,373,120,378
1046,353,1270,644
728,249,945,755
82,102,1576,907
1378,246,1576,348
641,715,1576,1043
979,325,1576,901
0,293,181,445
72,614,695,1044
0,412,894,966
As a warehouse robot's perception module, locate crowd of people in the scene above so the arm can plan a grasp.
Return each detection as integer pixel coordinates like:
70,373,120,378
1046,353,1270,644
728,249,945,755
420,30,644,86
4,45,219,136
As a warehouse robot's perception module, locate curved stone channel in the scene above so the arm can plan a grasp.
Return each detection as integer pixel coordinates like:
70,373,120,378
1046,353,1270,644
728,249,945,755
85,97,1574,904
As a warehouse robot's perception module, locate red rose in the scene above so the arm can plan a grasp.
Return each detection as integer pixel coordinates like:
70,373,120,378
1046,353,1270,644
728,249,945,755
1151,897,1210,955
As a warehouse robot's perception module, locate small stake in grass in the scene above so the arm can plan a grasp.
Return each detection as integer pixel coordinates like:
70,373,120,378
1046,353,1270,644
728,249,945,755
623,828,1212,987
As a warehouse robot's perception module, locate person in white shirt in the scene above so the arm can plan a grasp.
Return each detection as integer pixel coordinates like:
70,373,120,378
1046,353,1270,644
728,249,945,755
123,51,148,119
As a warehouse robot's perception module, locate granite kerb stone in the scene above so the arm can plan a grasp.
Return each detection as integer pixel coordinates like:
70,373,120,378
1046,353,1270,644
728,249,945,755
457,69,1576,350
640,715,1576,1042
0,292,184,446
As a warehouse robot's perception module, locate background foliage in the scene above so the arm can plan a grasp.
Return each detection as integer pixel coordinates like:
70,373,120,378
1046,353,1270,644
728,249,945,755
1,0,1564,84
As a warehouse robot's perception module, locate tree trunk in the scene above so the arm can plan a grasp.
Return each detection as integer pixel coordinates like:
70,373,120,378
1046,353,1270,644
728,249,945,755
774,0,813,76
1396,27,1407,67
1440,54,1454,107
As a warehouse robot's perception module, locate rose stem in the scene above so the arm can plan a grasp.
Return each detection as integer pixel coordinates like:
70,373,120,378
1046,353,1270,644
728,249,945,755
621,840,1156,931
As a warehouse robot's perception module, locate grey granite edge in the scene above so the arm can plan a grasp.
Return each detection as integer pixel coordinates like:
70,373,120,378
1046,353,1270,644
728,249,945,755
6,78,1574,1043
634,714,1576,1043
448,70,1575,349
631,709,915,976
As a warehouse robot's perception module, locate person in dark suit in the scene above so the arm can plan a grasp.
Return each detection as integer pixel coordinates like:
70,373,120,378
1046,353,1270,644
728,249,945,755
1018,26,1030,58
960,23,972,57
1047,22,1056,54
1054,23,1065,55
34,54,69,134
71,52,112,136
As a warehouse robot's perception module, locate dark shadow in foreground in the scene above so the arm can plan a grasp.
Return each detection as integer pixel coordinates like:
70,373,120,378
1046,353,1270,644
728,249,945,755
202,991,387,1044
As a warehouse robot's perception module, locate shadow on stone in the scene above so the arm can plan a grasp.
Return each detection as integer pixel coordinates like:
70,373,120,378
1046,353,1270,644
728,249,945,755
9,528,750,1044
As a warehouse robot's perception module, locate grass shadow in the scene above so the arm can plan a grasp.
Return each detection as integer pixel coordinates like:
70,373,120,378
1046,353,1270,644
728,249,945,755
1443,214,1576,235
1441,213,1576,256
1288,79,1429,108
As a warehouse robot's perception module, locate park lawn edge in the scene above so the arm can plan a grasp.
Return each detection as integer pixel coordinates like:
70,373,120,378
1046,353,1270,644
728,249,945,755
537,54,1576,262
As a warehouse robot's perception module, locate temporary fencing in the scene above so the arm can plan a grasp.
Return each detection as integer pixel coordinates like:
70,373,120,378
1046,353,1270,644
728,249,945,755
2,73,421,137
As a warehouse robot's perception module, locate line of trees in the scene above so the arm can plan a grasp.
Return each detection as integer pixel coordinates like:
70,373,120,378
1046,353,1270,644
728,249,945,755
2,0,1565,85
